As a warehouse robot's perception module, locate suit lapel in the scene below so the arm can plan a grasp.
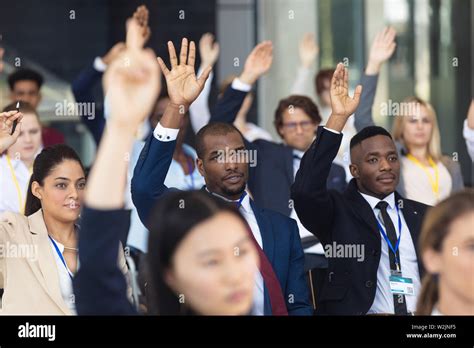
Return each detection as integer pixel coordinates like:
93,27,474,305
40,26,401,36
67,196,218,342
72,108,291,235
28,210,71,315
344,180,381,244
250,200,275,264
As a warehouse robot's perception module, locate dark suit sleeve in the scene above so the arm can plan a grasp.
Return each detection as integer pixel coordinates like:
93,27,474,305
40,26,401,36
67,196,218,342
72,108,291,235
131,134,176,228
74,207,136,315
71,62,106,145
211,85,248,124
285,219,313,316
291,127,343,242
354,74,378,132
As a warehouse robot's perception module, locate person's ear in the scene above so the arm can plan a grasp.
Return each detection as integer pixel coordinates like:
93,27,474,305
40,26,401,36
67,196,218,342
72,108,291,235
422,248,442,275
31,181,43,200
196,158,205,177
349,163,359,179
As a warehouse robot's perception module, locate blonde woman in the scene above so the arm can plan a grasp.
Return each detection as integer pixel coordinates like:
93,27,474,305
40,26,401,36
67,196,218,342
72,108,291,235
355,74,464,206
390,97,463,205
0,102,43,214
416,189,474,315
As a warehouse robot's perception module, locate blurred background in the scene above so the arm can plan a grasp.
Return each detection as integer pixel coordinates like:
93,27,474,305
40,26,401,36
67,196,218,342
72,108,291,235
0,0,472,184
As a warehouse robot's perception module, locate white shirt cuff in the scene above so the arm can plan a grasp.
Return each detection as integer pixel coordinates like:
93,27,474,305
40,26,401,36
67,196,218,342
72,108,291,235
463,119,474,139
153,123,179,142
323,126,341,135
231,78,252,92
93,57,107,72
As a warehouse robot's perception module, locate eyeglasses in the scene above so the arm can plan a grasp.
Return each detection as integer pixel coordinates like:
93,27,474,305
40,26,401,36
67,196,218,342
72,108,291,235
281,120,315,131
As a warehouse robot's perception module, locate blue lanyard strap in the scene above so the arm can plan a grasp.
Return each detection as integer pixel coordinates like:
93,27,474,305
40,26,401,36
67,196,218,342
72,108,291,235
236,191,247,208
375,205,402,269
48,235,73,280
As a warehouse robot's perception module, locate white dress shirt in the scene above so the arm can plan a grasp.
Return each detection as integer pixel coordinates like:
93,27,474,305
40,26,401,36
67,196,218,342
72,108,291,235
0,155,32,214
235,192,265,315
48,236,76,314
359,192,421,314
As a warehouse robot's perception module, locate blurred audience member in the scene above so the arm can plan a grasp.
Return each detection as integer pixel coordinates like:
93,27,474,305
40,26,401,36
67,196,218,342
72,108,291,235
416,189,474,315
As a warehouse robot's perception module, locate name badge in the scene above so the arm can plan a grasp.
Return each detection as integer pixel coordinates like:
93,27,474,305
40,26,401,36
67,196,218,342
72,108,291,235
389,271,414,296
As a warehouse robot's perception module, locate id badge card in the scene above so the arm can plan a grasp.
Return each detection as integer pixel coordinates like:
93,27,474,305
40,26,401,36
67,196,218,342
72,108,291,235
389,270,414,296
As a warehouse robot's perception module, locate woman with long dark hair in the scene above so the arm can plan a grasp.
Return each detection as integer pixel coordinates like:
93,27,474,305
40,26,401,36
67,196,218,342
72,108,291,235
0,138,130,314
75,19,258,316
416,189,474,315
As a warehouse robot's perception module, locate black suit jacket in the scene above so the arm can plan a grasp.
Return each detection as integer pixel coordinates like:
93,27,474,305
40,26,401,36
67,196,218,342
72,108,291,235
212,86,347,216
291,127,429,315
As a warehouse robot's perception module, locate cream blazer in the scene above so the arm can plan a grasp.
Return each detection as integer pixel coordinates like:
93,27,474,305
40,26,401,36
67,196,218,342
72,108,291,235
0,209,130,315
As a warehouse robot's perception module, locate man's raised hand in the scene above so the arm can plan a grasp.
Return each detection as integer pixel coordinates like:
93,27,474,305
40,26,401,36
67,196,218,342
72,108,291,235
158,38,212,108
325,63,362,132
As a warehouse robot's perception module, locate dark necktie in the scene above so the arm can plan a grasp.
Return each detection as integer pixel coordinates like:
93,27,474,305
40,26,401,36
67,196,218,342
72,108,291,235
236,197,288,315
375,201,408,315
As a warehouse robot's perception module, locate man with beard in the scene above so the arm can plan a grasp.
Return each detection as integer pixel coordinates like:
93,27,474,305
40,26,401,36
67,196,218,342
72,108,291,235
132,37,312,316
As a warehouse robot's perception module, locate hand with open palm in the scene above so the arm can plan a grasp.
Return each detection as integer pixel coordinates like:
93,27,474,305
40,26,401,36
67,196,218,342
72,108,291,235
326,63,362,132
158,38,212,108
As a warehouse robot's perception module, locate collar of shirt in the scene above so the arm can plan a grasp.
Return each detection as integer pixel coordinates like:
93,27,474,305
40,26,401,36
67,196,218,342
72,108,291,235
358,191,396,211
292,149,305,160
204,187,251,213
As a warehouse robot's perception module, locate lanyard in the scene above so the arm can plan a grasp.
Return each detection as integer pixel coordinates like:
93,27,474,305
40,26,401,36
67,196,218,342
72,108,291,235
406,154,439,198
185,156,195,189
48,235,74,280
375,205,403,271
6,155,31,214
236,191,247,209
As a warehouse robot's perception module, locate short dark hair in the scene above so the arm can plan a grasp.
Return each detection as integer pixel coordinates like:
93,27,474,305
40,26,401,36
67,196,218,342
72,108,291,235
7,68,44,91
314,69,335,96
195,122,244,159
274,95,321,137
350,126,393,149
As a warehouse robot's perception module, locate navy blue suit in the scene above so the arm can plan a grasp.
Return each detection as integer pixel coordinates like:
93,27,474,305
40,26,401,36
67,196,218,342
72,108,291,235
74,207,136,315
131,134,313,315
211,86,347,217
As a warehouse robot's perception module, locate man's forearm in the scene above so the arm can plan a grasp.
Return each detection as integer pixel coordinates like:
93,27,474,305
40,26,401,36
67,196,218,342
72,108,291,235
160,102,187,129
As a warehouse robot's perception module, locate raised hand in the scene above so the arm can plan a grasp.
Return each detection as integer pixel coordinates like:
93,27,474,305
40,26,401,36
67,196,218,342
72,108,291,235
158,38,212,107
199,33,220,69
366,27,397,75
0,111,23,153
326,63,362,132
103,18,161,130
102,42,126,66
299,33,319,68
239,41,273,85
128,5,151,49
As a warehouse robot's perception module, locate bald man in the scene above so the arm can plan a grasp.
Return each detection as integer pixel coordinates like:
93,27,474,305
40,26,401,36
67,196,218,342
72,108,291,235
291,63,428,315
